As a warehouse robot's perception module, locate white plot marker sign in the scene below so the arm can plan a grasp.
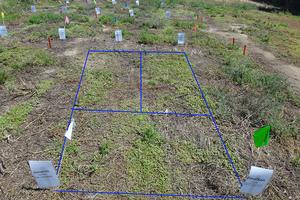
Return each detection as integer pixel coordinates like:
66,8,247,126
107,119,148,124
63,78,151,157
166,10,171,19
95,7,101,15
28,161,60,188
0,26,8,37
241,166,274,195
31,5,36,13
58,28,66,40
129,9,134,17
115,29,122,42
178,32,185,45
65,118,75,140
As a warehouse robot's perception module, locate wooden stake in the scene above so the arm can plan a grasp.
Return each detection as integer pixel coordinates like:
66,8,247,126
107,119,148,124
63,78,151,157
47,36,52,48
193,15,198,32
193,24,197,32
232,37,235,45
243,45,247,55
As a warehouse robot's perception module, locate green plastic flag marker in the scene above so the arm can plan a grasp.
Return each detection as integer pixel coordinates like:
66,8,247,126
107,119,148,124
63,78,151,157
253,125,271,148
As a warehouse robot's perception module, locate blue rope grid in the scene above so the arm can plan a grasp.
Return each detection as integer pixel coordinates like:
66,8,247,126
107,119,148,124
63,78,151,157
55,49,244,199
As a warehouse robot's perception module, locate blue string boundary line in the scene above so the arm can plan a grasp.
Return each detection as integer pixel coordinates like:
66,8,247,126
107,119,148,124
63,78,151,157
55,49,244,199
54,190,245,199
73,107,210,117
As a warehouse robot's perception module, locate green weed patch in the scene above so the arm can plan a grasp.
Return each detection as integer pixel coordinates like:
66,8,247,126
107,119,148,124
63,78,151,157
28,12,63,24
0,102,33,140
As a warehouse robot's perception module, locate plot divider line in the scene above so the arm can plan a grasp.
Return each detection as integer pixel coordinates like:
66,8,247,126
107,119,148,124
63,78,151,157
183,52,242,187
139,51,143,112
56,50,90,175
73,108,210,117
88,49,185,54
54,190,245,199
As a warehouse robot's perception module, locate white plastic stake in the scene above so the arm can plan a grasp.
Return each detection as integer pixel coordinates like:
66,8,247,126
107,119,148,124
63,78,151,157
115,29,122,42
178,32,185,45
129,9,134,17
65,118,75,140
166,10,171,19
58,28,66,40
28,160,60,188
112,0,117,5
95,7,101,15
241,166,274,196
0,25,8,37
136,0,139,6
31,5,36,13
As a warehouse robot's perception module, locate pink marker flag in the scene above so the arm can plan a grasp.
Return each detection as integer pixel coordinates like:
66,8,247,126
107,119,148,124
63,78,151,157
64,16,70,25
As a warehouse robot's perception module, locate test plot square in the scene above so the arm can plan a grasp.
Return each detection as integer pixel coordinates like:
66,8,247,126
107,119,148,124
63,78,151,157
76,52,140,111
59,112,240,198
143,54,207,114
56,50,242,199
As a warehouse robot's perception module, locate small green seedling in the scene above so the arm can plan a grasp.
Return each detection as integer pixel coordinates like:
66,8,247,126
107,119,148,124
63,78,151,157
253,125,271,148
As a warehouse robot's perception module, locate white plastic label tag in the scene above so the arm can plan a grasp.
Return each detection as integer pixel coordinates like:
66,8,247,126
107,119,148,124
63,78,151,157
166,10,171,19
65,118,75,140
240,166,274,195
58,28,66,40
31,5,36,13
178,32,185,45
0,26,8,37
129,9,134,17
95,7,101,15
28,160,60,188
115,30,122,42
